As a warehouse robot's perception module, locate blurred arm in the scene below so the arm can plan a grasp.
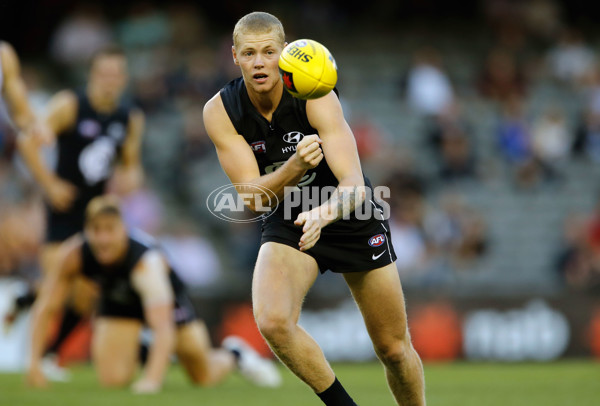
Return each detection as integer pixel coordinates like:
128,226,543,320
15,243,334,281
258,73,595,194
130,251,175,391
111,109,145,195
305,91,365,226
29,237,82,372
0,41,35,130
17,91,78,211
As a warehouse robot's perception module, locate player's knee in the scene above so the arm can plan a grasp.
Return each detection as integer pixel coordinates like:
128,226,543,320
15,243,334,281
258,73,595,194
374,337,412,367
255,312,293,344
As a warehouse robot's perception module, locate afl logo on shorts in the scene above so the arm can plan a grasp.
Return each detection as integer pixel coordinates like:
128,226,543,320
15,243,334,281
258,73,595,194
283,131,304,144
368,234,386,247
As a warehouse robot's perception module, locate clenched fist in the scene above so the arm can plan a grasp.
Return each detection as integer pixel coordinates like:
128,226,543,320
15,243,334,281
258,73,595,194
293,134,323,170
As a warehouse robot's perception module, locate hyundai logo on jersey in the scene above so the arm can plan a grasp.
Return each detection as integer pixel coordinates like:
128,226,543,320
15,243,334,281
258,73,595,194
283,131,304,144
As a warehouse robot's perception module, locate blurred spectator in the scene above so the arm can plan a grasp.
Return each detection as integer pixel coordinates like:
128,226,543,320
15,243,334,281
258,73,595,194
496,95,540,186
50,4,113,68
349,114,385,162
388,184,430,277
555,211,600,292
424,193,488,268
522,0,562,43
572,110,600,162
427,102,477,183
406,47,454,116
531,106,570,177
478,48,527,102
117,2,170,50
547,28,596,87
166,3,207,51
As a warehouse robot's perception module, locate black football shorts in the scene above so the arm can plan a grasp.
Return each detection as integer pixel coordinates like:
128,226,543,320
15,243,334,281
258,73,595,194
261,214,397,273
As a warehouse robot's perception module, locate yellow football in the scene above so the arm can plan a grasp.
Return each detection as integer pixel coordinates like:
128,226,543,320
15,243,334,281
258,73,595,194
278,39,338,100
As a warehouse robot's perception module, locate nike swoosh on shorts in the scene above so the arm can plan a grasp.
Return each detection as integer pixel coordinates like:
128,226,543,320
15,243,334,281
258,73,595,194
372,250,386,260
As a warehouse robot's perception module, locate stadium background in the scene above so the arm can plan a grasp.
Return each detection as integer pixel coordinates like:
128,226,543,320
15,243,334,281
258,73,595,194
0,0,599,401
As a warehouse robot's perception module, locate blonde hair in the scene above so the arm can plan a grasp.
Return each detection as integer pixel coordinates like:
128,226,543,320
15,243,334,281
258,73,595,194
85,195,122,224
233,11,285,49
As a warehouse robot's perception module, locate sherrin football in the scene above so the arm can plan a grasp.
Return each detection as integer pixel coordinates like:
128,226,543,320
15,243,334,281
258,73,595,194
278,39,338,100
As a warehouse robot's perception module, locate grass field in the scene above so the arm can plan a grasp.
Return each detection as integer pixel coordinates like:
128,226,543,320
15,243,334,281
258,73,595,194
0,361,597,406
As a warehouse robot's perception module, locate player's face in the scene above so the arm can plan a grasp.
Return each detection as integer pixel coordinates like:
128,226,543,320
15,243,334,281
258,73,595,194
89,55,128,102
85,214,128,265
233,32,284,94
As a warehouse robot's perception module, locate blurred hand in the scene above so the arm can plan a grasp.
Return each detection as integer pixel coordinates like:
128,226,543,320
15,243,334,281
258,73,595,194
28,121,54,146
43,177,77,212
26,366,48,388
294,209,324,251
131,378,161,394
293,134,323,170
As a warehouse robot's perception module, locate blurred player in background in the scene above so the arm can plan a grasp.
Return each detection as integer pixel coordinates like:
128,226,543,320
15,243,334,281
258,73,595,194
204,12,425,406
12,45,144,379
26,196,281,393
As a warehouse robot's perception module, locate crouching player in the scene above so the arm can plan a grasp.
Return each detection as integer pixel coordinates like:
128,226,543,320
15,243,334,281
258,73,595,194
26,195,281,393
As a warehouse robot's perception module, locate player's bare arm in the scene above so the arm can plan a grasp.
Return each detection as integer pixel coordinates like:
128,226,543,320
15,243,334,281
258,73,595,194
204,94,323,211
17,90,78,211
129,250,176,394
0,41,35,130
111,108,145,195
294,91,366,251
27,236,83,387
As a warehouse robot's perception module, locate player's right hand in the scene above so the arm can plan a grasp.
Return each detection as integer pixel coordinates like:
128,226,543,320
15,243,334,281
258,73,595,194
26,366,48,388
293,134,323,170
43,177,77,212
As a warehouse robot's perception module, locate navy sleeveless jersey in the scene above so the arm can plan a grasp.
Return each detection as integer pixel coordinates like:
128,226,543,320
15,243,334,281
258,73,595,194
81,231,187,321
219,77,375,231
55,92,131,215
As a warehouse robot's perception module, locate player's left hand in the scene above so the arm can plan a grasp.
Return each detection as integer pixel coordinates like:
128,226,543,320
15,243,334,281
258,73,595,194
131,378,161,394
294,209,325,251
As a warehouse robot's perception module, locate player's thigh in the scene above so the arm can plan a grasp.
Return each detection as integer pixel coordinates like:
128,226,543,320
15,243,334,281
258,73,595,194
92,317,142,386
174,321,211,380
343,263,409,347
252,242,319,323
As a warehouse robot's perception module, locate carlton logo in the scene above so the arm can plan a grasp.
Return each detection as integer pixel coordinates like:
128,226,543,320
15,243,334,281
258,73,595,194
368,234,386,247
283,131,304,144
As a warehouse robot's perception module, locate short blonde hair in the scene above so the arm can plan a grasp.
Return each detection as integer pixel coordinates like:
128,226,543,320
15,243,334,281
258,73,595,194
85,195,122,224
233,11,285,49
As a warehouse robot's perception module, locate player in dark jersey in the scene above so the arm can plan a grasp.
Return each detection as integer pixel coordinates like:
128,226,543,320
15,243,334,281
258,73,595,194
26,195,281,393
203,12,425,406
15,46,144,379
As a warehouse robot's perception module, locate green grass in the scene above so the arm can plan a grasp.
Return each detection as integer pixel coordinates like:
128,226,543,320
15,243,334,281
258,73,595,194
0,361,598,406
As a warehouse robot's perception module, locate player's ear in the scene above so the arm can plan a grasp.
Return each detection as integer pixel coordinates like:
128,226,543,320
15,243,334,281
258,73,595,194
232,46,239,66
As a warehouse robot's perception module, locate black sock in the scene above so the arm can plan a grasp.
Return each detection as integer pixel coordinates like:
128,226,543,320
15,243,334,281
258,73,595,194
229,349,241,363
139,343,149,365
46,307,81,355
317,377,358,406
15,291,37,311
